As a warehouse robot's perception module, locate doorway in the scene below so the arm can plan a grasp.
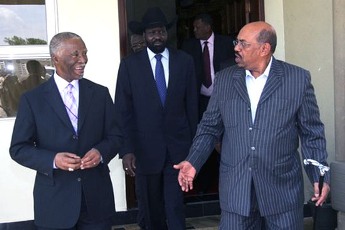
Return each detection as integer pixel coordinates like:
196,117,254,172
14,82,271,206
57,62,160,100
117,0,264,209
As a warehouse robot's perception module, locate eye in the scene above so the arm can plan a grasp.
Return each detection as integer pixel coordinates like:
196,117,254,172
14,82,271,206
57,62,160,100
71,51,79,58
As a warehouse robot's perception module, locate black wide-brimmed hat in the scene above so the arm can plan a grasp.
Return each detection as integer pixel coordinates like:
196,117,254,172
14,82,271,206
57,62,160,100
129,7,175,33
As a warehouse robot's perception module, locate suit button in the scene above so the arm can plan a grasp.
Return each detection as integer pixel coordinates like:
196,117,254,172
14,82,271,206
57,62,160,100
251,146,255,151
72,135,78,140
249,127,253,131
77,178,81,182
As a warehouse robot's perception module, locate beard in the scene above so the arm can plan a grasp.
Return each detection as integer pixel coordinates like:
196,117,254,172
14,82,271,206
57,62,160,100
146,40,167,54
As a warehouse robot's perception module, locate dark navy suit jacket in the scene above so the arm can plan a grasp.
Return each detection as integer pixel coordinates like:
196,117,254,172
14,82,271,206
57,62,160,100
10,77,122,228
115,47,198,174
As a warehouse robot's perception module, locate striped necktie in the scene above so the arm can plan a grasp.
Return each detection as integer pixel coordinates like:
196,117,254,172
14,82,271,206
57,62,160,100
64,84,78,133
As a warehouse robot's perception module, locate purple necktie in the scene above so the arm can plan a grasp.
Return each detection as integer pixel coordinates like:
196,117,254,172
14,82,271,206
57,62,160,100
64,84,78,133
155,54,166,105
203,41,212,88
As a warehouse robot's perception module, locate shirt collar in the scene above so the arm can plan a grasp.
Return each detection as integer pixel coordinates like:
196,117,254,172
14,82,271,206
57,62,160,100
147,47,169,61
54,73,79,92
200,32,215,46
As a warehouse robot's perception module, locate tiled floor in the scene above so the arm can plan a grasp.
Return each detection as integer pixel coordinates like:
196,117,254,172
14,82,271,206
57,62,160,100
112,215,314,230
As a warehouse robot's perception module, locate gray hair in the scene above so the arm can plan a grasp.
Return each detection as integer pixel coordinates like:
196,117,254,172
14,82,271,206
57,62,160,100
257,28,277,53
49,32,82,57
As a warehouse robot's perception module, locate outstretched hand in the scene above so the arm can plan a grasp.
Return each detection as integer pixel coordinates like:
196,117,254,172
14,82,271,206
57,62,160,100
173,161,196,192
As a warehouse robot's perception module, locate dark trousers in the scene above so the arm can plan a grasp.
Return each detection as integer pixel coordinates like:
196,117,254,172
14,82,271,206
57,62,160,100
36,190,112,230
136,162,185,230
219,182,303,230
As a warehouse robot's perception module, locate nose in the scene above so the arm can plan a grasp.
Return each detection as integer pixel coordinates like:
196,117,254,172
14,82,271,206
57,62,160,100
79,54,88,63
234,43,241,52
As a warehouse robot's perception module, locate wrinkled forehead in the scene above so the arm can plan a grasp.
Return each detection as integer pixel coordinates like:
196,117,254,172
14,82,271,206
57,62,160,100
237,24,260,42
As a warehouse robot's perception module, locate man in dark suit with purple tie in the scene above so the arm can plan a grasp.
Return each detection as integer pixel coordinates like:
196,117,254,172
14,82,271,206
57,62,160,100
10,32,122,230
115,7,198,230
175,21,330,230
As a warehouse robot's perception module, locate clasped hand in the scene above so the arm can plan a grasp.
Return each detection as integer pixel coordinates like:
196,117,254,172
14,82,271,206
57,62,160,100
54,148,101,171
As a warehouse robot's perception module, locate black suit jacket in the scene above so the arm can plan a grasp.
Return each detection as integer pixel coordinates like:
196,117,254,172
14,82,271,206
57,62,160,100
10,77,122,228
115,47,198,174
181,34,235,89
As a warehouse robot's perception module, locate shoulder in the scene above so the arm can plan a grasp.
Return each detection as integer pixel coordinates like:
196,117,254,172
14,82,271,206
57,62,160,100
181,38,199,51
214,34,234,44
273,58,309,75
169,47,193,61
181,38,198,46
79,78,109,93
217,65,242,79
121,49,147,63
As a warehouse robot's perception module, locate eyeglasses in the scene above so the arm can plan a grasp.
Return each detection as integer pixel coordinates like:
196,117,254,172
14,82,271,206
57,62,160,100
233,39,253,49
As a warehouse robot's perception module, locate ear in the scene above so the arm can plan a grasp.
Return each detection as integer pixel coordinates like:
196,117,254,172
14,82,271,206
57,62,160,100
260,43,271,56
52,55,59,64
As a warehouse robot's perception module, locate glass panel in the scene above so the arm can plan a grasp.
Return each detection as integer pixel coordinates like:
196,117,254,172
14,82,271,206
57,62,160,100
0,58,54,118
0,1,47,46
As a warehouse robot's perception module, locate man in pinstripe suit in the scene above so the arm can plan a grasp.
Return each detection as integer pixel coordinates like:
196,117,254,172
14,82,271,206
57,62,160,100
174,21,330,229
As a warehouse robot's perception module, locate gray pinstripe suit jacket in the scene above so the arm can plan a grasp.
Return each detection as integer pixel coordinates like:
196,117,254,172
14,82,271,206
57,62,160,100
186,57,329,217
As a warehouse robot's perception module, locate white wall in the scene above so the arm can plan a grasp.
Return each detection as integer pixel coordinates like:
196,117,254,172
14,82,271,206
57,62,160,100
284,0,335,200
0,0,126,223
265,0,335,201
264,0,285,61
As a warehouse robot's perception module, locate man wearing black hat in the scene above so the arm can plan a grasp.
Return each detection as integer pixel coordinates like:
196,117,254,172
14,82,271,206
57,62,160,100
114,7,198,230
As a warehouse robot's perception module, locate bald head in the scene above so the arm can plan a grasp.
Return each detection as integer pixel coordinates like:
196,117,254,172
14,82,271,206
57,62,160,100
240,21,277,53
234,22,277,77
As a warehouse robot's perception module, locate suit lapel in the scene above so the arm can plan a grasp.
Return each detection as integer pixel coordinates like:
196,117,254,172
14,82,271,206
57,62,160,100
139,50,164,108
43,78,73,130
258,58,283,105
213,35,221,71
233,68,250,105
78,79,94,132
165,48,179,109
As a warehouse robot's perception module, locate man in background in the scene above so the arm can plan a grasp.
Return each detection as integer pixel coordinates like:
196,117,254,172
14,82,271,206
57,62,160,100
181,13,235,194
21,59,47,92
128,20,147,53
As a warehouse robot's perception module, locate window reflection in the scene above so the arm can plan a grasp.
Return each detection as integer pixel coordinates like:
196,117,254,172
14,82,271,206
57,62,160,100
0,1,47,46
0,58,54,118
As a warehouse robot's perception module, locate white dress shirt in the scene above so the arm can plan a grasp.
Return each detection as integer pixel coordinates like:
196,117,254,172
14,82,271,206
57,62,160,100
54,74,79,108
147,47,169,88
246,57,272,123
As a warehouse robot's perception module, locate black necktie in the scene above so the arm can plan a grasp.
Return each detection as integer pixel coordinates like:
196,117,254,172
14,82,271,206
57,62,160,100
155,54,166,105
203,41,212,88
